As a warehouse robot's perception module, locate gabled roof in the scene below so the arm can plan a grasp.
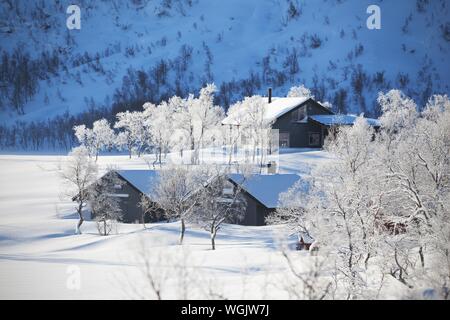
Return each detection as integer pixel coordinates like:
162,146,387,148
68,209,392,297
116,170,159,195
222,96,317,125
308,114,380,127
227,173,302,209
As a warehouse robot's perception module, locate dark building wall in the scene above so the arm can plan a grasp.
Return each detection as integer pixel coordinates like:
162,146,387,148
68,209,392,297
240,192,275,226
116,179,145,223
272,99,333,148
90,175,164,224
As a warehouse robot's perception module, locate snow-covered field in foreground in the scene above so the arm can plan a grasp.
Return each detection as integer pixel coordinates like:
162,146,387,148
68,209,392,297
0,150,331,299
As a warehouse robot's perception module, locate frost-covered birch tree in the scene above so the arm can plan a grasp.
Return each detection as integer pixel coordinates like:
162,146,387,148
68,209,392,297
223,100,247,165
74,119,115,161
226,95,273,167
59,146,98,234
270,90,450,299
287,84,314,98
114,110,150,158
144,165,207,244
172,84,223,164
194,166,246,250
143,98,175,166
375,93,450,297
269,116,383,299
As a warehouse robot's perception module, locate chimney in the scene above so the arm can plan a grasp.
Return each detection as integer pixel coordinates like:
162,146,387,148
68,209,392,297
268,87,272,104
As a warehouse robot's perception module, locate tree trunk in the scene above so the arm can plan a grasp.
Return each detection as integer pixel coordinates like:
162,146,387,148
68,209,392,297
179,218,186,245
103,219,107,236
419,246,425,268
76,206,84,234
211,225,217,250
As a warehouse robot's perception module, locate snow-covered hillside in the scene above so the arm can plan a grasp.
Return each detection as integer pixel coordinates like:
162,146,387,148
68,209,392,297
1,0,449,125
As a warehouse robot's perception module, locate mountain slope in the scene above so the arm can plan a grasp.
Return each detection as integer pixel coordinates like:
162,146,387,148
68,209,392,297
1,0,449,125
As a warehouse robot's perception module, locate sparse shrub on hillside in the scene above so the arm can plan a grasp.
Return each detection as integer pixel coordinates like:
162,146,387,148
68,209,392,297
402,14,413,34
287,0,301,20
327,60,337,71
0,48,50,114
373,71,387,89
125,46,136,57
283,48,300,78
309,34,322,49
311,75,327,102
396,72,410,89
354,44,364,58
416,0,430,13
440,23,450,42
334,88,347,113
241,71,261,97
153,59,169,87
351,64,367,97
202,42,214,83
281,0,301,27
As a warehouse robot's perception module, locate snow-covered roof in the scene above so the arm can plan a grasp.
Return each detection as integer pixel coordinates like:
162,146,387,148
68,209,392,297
222,97,310,125
227,173,302,209
116,170,159,195
308,114,380,127
116,170,303,209
298,231,314,244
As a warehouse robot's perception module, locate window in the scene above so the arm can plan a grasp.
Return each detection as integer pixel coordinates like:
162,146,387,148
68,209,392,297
308,133,321,146
292,107,307,122
223,187,234,195
279,132,290,148
105,193,129,198
222,181,234,195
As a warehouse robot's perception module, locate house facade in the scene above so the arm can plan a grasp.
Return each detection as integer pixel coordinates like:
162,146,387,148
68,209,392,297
227,173,302,226
83,170,303,227
222,93,380,149
89,170,164,224
271,98,334,148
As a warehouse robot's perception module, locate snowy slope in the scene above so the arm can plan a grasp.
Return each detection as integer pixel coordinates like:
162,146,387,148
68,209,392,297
1,0,449,125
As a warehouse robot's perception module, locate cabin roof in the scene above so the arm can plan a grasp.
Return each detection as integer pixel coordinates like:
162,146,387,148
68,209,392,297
308,114,380,127
227,173,302,209
298,231,315,244
222,96,313,125
116,170,159,195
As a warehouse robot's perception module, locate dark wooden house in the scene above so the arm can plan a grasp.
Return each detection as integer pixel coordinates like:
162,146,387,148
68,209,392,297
226,173,302,226
306,114,381,143
87,170,164,224
270,98,334,148
222,91,380,148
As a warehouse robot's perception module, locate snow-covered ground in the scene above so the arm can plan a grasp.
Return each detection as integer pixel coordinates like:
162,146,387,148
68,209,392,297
0,149,330,299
